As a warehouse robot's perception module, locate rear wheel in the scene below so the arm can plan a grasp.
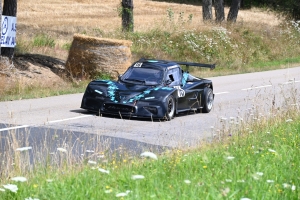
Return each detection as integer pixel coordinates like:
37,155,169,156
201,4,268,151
202,87,214,113
165,95,175,120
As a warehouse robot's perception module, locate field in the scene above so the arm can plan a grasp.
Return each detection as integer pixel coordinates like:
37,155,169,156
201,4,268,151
17,0,282,61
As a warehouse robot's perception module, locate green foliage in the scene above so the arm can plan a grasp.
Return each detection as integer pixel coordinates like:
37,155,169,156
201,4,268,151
93,72,112,80
62,42,71,51
121,19,300,72
32,34,56,48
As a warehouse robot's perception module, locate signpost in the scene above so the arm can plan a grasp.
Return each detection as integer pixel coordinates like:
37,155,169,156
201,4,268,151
1,15,17,48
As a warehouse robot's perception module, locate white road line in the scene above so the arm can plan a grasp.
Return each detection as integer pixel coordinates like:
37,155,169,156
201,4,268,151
242,84,272,91
0,115,93,132
0,125,30,132
47,115,93,124
215,92,229,95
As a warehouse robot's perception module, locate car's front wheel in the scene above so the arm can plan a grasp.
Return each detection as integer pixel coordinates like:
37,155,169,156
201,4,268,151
165,95,175,120
202,87,214,113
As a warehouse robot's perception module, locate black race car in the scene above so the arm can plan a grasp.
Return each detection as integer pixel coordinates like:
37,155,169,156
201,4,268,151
81,59,215,120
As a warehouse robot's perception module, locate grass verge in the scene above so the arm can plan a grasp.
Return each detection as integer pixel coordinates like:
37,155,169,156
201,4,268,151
0,109,299,199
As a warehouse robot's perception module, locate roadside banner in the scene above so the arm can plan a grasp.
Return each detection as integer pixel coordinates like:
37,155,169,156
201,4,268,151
1,15,17,48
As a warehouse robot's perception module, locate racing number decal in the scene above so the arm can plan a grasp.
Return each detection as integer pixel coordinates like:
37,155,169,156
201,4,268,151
134,62,143,67
174,86,185,98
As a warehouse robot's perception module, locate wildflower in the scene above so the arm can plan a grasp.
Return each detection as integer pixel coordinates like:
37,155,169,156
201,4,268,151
268,149,276,153
16,146,32,151
57,148,67,153
116,190,131,197
98,168,110,174
131,175,145,180
283,183,290,188
0,188,5,192
86,150,94,153
203,166,207,169
3,184,18,193
256,172,263,176
105,189,112,193
226,156,235,160
225,179,232,182
140,152,158,160
11,176,27,182
267,180,274,183
25,198,40,200
240,198,251,200
286,119,293,122
46,179,53,182
88,160,97,165
184,180,191,184
292,185,296,191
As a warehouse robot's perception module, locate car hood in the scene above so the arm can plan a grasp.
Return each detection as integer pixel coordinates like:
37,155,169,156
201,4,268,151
88,80,174,103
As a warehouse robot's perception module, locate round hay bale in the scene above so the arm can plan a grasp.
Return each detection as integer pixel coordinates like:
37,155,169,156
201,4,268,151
65,34,132,79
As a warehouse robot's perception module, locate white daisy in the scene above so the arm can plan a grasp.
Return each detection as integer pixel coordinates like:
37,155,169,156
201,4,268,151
16,146,32,151
11,176,27,182
131,175,145,180
116,190,131,197
268,149,276,153
98,168,109,174
57,148,67,153
140,152,158,160
3,184,18,193
226,156,235,160
88,160,97,165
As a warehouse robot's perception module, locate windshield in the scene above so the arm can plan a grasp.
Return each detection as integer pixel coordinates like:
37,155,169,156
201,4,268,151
121,67,164,85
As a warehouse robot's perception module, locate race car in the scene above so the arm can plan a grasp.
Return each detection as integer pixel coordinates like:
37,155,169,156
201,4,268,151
81,58,215,120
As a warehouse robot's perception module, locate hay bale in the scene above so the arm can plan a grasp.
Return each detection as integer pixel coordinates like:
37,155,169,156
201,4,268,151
65,34,132,79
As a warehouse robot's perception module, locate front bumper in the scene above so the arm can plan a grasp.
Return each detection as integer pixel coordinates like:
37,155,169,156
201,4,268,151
81,97,167,119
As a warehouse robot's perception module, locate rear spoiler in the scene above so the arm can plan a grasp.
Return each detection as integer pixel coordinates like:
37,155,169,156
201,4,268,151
175,61,215,70
139,58,215,70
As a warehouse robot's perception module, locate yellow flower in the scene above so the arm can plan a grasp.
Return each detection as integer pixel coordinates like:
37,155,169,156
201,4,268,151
106,186,110,189
203,166,207,169
33,184,38,188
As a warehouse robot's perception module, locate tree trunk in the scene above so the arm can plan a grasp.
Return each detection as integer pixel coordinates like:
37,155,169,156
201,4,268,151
292,1,300,20
202,0,213,21
2,0,17,59
227,0,241,22
122,0,134,32
214,0,225,22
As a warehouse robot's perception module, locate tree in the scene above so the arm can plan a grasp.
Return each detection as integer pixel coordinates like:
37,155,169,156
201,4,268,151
122,0,134,32
202,0,213,21
214,0,225,22
1,0,17,59
227,0,241,22
269,0,300,20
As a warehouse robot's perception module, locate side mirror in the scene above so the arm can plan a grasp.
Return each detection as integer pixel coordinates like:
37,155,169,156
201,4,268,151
118,74,123,81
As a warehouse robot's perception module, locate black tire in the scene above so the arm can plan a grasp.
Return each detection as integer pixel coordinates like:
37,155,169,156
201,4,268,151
165,95,175,120
202,87,214,113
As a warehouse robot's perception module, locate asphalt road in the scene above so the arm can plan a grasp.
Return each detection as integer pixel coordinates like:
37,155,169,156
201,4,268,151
0,67,299,157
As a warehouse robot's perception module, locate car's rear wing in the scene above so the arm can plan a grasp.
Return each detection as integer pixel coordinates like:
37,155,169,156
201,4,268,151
138,58,215,70
175,61,215,70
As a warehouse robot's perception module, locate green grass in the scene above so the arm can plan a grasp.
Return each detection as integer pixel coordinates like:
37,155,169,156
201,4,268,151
0,80,89,101
1,114,299,199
